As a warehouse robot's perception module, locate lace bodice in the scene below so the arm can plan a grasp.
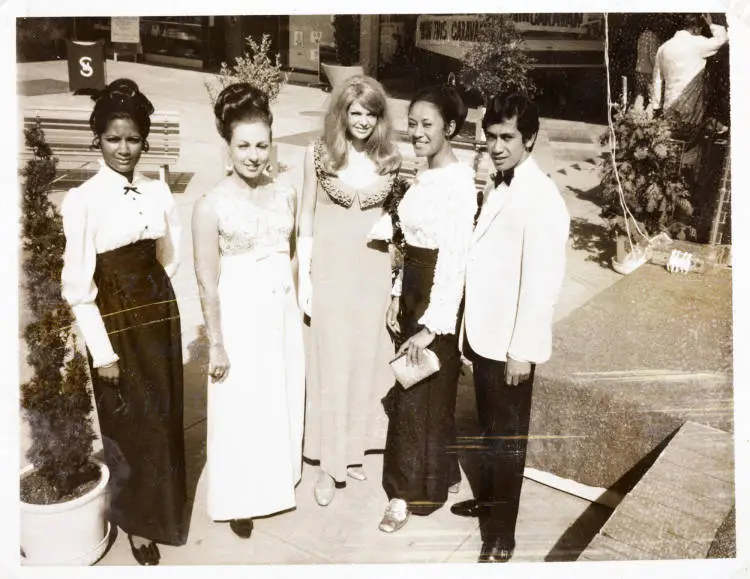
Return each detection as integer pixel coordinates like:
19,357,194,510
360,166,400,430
207,178,296,257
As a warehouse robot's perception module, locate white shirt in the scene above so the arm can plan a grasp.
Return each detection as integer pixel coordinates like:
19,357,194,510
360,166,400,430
397,162,477,335
651,24,728,110
61,161,181,367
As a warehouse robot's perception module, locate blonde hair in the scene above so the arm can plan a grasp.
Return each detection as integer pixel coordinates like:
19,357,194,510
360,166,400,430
322,75,401,175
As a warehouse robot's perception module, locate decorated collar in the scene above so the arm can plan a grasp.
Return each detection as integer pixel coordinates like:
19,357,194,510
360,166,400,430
313,139,396,210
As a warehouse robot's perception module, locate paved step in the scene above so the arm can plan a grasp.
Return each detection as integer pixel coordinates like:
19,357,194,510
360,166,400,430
579,421,734,561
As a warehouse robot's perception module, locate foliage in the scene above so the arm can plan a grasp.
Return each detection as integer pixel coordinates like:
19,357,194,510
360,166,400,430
332,15,361,67
205,34,288,105
20,122,99,500
16,17,68,62
459,14,537,103
599,102,696,241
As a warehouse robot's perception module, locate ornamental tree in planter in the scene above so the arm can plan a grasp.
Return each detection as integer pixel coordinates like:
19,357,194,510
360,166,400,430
204,33,288,106
458,14,537,104
321,15,364,88
458,14,537,168
20,122,110,565
599,102,696,243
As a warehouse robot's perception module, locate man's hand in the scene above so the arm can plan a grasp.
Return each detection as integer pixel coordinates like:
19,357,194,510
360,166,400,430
505,357,531,386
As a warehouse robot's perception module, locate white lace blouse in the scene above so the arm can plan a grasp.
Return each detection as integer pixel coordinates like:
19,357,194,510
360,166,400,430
397,162,477,335
61,161,181,368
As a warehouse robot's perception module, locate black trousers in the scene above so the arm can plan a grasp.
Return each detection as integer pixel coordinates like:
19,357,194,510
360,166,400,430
464,337,535,546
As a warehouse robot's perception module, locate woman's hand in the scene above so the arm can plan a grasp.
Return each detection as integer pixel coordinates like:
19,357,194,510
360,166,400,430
298,273,313,318
97,360,120,383
397,328,436,366
209,344,230,383
386,297,400,334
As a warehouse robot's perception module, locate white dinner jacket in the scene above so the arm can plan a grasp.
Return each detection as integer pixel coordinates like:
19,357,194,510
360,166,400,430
462,155,570,364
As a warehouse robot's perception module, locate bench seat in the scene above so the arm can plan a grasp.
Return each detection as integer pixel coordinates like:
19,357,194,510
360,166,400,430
21,107,180,182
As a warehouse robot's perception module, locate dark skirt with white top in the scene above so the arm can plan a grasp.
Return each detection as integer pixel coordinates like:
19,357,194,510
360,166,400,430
381,244,462,516
88,239,188,546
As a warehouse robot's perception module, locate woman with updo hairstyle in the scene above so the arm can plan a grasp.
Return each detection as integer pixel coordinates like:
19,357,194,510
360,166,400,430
376,82,477,532
297,75,401,507
60,78,187,564
192,82,305,539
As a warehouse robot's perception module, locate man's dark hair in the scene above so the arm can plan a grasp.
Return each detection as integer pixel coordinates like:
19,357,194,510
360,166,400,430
482,93,540,143
683,14,704,32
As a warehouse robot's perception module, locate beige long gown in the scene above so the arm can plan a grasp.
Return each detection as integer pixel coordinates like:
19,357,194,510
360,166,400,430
303,139,396,483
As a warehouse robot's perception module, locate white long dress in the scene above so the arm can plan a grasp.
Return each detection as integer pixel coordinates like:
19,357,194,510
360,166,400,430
205,178,305,521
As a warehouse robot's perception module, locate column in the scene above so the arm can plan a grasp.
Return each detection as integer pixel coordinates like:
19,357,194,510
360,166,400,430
358,15,380,78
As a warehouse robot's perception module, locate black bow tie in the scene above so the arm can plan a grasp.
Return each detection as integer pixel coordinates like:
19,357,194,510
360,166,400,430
123,185,141,195
494,170,514,187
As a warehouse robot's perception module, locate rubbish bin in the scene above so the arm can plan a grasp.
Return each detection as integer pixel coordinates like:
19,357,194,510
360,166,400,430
66,40,106,94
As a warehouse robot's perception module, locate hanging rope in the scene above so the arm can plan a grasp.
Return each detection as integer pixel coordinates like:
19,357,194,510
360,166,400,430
603,13,650,255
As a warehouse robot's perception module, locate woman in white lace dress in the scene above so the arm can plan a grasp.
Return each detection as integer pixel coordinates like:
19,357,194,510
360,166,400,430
378,84,477,532
192,84,305,538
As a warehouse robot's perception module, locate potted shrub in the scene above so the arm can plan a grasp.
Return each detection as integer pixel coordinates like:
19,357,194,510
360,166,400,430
599,101,696,272
600,101,695,239
20,122,111,566
321,14,364,88
205,33,288,177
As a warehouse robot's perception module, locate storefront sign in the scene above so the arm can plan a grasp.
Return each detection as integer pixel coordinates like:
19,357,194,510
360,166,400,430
111,17,140,44
415,14,604,65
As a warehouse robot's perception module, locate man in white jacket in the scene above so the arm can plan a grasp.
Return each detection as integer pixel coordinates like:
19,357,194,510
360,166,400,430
452,93,570,563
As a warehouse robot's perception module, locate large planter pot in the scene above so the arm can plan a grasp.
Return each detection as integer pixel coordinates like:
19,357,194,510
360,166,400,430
21,458,111,566
321,63,365,89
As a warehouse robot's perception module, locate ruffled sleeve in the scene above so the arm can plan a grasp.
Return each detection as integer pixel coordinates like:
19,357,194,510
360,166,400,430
418,168,477,334
60,188,119,368
155,181,181,278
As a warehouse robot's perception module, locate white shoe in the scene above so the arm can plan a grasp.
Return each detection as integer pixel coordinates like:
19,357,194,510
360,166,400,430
378,498,410,533
346,466,367,481
314,472,335,506
448,482,460,494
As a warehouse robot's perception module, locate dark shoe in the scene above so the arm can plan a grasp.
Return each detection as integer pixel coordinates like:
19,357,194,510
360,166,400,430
229,518,253,539
127,535,160,566
450,499,490,517
479,538,515,563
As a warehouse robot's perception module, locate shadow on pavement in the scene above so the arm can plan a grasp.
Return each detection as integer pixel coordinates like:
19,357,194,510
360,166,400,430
569,217,614,269
183,327,209,505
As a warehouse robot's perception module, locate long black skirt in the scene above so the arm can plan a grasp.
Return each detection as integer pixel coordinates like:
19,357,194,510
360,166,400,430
382,245,462,516
89,239,188,546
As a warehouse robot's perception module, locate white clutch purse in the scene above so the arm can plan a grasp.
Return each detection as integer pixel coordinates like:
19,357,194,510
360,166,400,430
389,349,441,389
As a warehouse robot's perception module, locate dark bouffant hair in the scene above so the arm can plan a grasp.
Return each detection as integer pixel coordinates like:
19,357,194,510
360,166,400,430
482,93,540,145
89,78,155,151
214,83,273,142
408,84,468,139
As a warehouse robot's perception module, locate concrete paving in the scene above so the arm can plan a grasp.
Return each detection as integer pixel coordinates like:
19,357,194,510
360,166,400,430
17,59,623,566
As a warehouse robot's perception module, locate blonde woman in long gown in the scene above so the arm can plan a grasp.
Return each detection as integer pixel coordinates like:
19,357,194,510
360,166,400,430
297,75,401,506
192,84,305,538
